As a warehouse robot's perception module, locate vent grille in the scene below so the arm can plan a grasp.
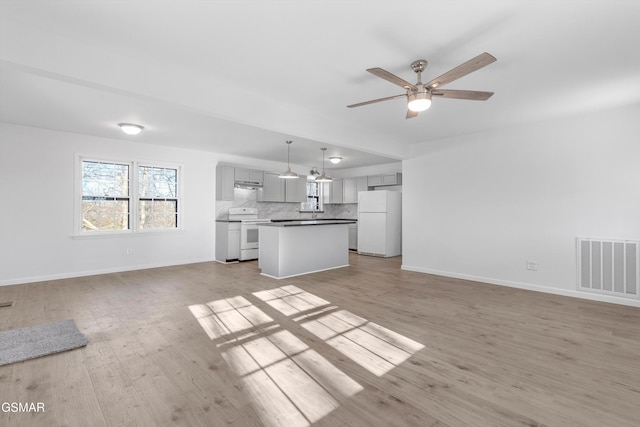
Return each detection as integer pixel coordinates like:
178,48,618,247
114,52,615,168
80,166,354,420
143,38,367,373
577,238,639,298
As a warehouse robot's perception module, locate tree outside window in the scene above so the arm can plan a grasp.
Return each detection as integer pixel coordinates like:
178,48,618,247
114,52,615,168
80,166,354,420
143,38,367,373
80,159,180,233
81,161,130,231
138,165,178,229
301,179,322,211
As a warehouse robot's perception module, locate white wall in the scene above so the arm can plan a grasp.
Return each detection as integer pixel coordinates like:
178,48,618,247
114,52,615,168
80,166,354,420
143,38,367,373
402,103,640,307
0,123,218,285
330,161,402,179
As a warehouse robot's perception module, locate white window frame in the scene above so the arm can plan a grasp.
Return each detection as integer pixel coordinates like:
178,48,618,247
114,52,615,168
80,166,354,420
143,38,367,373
300,178,324,213
137,162,181,232
74,155,183,237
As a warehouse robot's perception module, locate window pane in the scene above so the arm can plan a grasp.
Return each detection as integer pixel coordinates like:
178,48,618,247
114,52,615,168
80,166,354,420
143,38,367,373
82,199,129,231
164,168,177,181
138,165,179,230
81,160,130,232
306,181,320,196
139,200,177,229
139,166,178,198
82,161,129,197
301,180,321,211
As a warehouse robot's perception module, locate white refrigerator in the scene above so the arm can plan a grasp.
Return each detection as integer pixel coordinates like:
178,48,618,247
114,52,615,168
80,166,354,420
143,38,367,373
357,190,402,257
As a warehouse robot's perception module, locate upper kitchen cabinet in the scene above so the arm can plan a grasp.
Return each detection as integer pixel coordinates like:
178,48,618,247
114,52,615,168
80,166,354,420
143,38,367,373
343,178,356,203
285,177,307,203
323,178,343,204
235,168,264,185
367,173,402,187
343,176,369,203
356,176,369,193
258,172,307,203
216,165,235,201
258,172,285,202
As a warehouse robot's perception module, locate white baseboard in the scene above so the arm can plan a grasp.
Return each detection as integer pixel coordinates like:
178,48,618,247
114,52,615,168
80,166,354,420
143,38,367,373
401,264,640,308
0,257,215,287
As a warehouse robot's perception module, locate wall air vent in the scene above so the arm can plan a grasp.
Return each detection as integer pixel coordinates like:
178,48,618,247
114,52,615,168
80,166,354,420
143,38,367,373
577,238,639,299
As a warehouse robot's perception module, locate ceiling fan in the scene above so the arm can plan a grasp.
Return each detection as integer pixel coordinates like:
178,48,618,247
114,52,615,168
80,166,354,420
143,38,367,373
347,52,496,119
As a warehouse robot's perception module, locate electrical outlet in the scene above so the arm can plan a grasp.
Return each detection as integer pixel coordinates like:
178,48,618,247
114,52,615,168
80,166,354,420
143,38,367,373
526,261,538,271
126,248,133,255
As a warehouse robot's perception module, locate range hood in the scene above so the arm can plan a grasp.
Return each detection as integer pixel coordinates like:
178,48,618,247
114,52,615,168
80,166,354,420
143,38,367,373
234,180,263,189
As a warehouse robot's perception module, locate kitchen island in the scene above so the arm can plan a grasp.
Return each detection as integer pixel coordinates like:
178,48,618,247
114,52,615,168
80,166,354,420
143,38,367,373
258,220,356,279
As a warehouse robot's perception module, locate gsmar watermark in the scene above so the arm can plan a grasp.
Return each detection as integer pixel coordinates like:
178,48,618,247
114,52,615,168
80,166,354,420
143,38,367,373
2,402,45,413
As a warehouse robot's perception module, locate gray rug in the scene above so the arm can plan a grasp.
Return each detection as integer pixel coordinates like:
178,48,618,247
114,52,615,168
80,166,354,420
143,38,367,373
0,319,88,366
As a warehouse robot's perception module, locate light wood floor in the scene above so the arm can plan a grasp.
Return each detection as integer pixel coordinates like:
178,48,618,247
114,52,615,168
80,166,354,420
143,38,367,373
1,254,639,426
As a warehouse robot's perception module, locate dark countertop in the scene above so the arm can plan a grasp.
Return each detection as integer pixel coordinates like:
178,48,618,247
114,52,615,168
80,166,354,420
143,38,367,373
259,219,356,227
269,218,357,222
216,217,356,223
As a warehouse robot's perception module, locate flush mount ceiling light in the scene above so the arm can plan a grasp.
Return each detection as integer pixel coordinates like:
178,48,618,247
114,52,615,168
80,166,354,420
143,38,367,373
118,123,144,135
315,148,333,182
278,140,299,179
329,156,342,164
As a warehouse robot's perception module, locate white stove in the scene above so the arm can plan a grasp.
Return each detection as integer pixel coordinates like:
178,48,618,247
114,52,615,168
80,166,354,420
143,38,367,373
228,208,271,261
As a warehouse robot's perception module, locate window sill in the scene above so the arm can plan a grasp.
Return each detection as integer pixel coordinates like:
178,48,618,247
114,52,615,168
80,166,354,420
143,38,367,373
71,228,184,239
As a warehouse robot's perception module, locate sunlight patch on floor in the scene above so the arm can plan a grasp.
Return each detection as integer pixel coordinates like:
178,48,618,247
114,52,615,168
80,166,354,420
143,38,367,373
189,293,363,427
222,329,362,427
188,295,273,340
189,286,424,425
252,285,330,316
300,309,425,376
251,285,425,377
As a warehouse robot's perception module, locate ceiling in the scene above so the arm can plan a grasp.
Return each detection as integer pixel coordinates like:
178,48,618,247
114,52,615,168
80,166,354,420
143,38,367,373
1,1,639,171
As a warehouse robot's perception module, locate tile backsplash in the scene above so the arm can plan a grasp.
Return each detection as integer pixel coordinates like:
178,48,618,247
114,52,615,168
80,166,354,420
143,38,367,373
216,188,357,219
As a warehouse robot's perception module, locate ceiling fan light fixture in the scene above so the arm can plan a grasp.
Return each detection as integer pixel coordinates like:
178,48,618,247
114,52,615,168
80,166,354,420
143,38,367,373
348,53,495,117
407,91,432,112
118,123,144,135
279,140,299,179
329,156,342,164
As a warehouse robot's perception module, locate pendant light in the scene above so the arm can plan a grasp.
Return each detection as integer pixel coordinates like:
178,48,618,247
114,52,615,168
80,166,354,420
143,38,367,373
315,147,333,182
278,140,299,179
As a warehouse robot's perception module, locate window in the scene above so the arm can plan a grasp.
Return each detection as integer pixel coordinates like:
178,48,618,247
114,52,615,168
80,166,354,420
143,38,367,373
301,179,322,211
81,161,130,231
78,158,180,234
138,165,178,230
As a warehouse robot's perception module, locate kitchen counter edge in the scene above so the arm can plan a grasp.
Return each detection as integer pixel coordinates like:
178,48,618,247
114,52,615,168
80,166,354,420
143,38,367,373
259,220,357,227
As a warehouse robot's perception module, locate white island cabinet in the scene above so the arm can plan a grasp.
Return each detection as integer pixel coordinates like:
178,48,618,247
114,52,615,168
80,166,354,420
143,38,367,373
258,220,355,279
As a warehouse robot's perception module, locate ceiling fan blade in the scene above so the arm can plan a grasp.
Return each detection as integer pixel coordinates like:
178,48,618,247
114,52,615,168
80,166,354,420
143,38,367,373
405,109,419,119
425,52,496,89
431,89,494,101
367,68,417,91
347,94,406,108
